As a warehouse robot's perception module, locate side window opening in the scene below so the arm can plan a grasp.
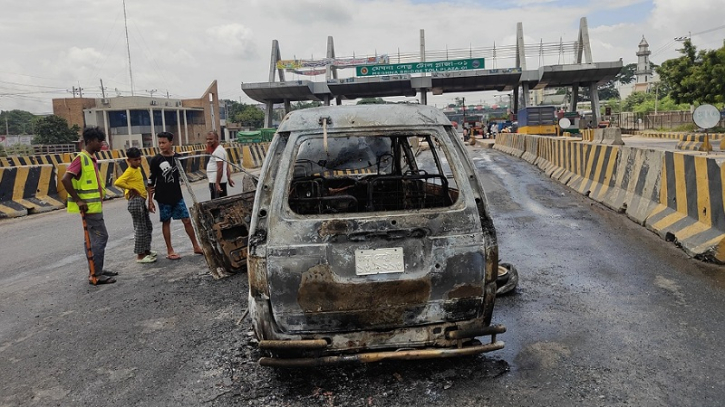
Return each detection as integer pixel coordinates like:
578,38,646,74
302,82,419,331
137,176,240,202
288,134,459,215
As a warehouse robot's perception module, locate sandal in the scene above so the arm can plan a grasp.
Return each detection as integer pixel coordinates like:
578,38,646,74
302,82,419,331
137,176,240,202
166,253,181,260
137,255,157,263
90,277,116,285
102,270,119,276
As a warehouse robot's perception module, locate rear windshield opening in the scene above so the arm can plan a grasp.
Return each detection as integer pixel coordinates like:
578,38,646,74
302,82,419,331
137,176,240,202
288,134,460,215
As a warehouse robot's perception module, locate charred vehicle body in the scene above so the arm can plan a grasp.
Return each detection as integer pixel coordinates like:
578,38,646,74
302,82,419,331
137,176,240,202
241,104,505,366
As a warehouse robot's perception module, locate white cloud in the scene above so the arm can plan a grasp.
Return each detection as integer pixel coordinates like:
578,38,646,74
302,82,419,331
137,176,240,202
0,0,723,113
205,24,256,59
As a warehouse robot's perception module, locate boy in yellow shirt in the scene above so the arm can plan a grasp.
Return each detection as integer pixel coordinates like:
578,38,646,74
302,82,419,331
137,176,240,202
114,147,157,263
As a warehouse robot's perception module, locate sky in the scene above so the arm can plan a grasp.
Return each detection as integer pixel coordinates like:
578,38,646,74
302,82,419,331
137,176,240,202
1,0,724,115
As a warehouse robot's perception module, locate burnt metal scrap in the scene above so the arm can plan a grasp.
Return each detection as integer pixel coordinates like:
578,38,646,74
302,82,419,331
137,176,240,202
191,191,256,279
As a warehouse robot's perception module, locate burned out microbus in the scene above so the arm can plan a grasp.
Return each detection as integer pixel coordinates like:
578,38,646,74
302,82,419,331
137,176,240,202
245,104,506,366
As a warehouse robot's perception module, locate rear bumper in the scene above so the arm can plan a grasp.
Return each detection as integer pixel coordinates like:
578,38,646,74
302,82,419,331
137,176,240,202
257,324,506,366
259,339,505,367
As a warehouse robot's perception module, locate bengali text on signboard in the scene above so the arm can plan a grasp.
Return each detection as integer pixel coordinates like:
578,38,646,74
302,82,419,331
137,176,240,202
356,58,485,76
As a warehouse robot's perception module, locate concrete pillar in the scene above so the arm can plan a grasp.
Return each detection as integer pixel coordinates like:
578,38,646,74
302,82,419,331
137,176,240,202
161,108,167,132
576,17,593,64
183,110,189,145
284,100,291,115
589,83,601,125
323,95,331,106
126,109,132,137
420,91,427,105
149,108,156,147
102,110,110,147
513,88,519,117
521,83,530,108
569,84,579,112
516,22,527,70
176,109,182,145
265,102,274,128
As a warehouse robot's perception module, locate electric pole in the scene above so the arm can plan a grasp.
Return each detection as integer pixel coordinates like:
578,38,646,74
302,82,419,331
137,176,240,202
100,79,106,99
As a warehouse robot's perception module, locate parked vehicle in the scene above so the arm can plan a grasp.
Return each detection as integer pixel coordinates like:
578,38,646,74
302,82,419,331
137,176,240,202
517,105,557,135
238,104,506,366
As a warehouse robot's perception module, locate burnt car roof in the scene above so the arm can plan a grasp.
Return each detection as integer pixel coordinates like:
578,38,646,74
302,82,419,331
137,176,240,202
277,104,452,133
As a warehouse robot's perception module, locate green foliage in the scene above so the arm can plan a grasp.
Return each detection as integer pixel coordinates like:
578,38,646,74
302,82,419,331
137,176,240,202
662,123,697,132
32,115,81,145
235,106,265,128
223,100,266,129
597,81,620,101
0,144,6,157
356,98,386,105
657,39,725,105
621,91,690,114
5,144,34,155
0,110,37,135
615,63,637,85
290,101,323,110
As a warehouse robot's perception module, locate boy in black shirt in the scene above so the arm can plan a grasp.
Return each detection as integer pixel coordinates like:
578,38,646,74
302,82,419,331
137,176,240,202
147,132,203,260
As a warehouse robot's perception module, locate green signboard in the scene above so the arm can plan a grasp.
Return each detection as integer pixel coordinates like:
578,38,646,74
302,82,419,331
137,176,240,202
356,58,485,76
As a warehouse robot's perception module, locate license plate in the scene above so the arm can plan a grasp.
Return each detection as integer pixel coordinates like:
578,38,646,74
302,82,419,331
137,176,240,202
355,248,404,276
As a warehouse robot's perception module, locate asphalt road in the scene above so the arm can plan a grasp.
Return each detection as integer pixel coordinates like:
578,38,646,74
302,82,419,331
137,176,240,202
2,146,725,406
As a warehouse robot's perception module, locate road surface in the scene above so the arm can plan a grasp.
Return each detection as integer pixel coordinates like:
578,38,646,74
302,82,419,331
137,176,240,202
1,146,724,406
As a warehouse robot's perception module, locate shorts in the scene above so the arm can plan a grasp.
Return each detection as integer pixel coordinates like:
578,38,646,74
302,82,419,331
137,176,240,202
158,199,190,222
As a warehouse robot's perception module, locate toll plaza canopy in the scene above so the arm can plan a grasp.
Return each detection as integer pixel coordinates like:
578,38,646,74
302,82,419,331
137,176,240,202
242,62,622,104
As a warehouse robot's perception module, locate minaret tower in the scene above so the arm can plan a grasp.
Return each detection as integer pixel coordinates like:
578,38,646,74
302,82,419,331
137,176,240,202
636,36,652,84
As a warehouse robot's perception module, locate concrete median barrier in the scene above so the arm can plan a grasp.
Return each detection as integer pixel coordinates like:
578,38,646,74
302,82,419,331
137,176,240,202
600,147,663,224
0,165,64,218
0,167,29,218
0,156,35,167
645,152,725,262
242,143,270,169
676,134,712,152
493,133,526,158
566,144,620,204
32,154,67,166
97,160,124,199
225,146,242,173
522,136,540,164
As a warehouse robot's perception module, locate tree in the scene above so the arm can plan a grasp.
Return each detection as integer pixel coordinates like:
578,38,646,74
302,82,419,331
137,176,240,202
0,110,37,135
656,39,725,105
615,63,638,85
356,98,386,105
32,115,81,145
234,105,265,129
697,45,725,104
290,101,323,110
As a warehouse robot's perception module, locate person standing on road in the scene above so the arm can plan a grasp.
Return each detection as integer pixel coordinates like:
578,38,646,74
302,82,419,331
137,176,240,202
205,130,235,199
61,127,116,285
147,132,204,260
114,147,157,264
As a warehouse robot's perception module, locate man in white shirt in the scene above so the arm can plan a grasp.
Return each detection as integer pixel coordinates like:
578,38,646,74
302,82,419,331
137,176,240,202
205,130,235,199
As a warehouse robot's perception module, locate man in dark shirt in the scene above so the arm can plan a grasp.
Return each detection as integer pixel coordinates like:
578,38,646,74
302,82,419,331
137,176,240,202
147,132,203,260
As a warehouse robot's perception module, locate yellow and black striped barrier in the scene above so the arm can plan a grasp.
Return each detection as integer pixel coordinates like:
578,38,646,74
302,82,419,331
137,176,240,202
96,160,124,199
242,143,270,169
0,165,64,218
0,156,36,167
645,152,725,262
600,147,664,225
225,146,243,173
676,134,712,152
